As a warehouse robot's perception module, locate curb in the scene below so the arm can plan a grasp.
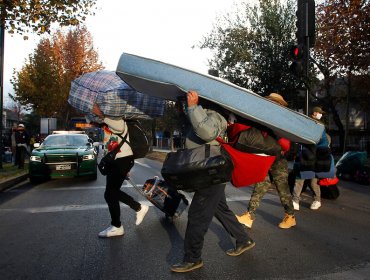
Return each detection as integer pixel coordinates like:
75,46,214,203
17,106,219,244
0,173,29,192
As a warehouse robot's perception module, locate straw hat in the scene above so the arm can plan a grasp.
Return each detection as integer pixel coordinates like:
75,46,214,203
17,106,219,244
265,93,288,107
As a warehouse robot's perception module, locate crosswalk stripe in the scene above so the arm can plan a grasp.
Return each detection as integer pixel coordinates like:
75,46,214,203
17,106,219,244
0,193,282,214
6,183,143,192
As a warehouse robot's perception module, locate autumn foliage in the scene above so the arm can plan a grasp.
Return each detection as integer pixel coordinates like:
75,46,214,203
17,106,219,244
315,0,369,75
1,0,97,38
11,26,103,123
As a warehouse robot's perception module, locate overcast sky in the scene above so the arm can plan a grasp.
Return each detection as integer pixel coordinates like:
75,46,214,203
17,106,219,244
3,0,242,106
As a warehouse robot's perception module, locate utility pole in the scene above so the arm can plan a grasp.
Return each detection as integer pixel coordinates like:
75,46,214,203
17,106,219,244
0,21,5,169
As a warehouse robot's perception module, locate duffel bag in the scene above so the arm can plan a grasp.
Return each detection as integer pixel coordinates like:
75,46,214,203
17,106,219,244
217,138,276,187
299,144,317,171
161,144,233,192
320,185,340,200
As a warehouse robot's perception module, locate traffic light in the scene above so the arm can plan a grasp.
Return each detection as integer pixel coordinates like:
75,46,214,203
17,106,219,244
296,0,315,47
289,44,306,77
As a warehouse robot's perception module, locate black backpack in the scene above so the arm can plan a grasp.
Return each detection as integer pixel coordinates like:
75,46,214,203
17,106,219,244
125,120,150,159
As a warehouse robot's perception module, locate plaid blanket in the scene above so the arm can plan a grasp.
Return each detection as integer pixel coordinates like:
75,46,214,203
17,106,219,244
68,70,164,119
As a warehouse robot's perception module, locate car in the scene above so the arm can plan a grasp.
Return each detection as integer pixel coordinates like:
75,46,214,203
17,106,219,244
29,133,99,183
52,130,86,134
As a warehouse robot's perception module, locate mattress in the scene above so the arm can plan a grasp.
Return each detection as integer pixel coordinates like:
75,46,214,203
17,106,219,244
116,52,324,144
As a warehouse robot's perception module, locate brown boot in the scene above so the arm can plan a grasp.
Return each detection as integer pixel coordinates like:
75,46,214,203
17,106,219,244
279,214,296,229
236,212,254,228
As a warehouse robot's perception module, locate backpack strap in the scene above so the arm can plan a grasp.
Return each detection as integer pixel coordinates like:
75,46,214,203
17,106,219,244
227,123,251,144
111,132,128,152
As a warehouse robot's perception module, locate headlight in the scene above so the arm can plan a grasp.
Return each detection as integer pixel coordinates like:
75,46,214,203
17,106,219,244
30,155,42,162
82,154,95,161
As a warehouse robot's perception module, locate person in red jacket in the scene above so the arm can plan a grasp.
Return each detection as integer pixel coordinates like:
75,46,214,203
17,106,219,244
236,93,296,229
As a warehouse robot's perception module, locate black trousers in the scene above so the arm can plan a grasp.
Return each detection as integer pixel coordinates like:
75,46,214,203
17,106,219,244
15,146,25,168
184,183,250,263
105,156,141,227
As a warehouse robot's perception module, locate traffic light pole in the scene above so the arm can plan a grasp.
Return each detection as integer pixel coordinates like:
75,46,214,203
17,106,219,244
304,1,311,116
295,0,315,116
305,35,310,116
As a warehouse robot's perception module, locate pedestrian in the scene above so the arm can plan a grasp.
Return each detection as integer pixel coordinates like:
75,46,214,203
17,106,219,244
292,106,330,211
11,126,17,165
91,103,149,238
14,124,30,169
29,135,35,151
236,93,296,229
170,91,255,273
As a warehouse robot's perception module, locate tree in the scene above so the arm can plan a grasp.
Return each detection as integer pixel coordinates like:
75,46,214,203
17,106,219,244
313,0,370,152
6,95,24,123
199,0,303,105
0,0,97,169
10,26,103,127
156,101,183,150
1,0,97,38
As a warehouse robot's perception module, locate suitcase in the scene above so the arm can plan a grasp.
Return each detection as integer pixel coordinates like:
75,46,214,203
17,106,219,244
127,176,189,219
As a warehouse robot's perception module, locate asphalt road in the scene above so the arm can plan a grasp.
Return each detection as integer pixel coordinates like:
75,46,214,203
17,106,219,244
0,158,369,280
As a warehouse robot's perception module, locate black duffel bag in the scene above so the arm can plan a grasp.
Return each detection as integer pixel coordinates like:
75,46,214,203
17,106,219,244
315,147,332,172
299,144,317,171
161,144,233,192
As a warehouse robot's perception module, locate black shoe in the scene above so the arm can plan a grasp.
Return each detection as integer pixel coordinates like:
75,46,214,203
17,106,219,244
226,240,255,256
170,260,204,273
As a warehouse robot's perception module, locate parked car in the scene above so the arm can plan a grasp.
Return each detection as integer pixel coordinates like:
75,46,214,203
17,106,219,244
29,132,98,183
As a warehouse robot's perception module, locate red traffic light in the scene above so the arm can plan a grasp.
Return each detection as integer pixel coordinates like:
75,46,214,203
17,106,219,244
290,44,305,59
289,44,307,78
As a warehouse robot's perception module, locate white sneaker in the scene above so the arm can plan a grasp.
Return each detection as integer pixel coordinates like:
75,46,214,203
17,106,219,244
310,201,321,210
136,205,149,225
293,200,300,211
98,225,124,238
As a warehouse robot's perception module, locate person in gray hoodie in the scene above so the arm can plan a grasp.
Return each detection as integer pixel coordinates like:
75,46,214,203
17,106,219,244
170,91,255,273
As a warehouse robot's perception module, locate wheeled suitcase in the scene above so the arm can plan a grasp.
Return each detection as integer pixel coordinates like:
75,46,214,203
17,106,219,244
127,176,189,219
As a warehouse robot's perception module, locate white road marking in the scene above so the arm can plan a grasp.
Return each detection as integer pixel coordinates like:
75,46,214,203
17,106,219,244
0,194,269,214
6,183,143,192
134,161,152,168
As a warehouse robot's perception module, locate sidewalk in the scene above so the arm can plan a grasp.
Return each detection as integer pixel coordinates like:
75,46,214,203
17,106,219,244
0,164,29,192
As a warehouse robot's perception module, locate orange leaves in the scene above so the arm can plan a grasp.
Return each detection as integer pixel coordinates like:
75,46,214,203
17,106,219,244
11,25,103,119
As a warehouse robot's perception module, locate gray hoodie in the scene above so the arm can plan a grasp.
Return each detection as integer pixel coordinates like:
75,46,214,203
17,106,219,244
185,105,227,149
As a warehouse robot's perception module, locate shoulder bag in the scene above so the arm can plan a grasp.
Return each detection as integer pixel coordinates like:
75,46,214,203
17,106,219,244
98,133,128,175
